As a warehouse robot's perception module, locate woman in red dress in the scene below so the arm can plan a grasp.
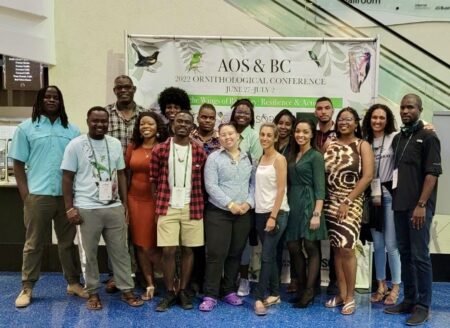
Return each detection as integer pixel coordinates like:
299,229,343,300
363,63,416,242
126,111,167,301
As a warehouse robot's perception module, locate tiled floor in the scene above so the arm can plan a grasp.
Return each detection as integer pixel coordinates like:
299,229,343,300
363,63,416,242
1,272,449,328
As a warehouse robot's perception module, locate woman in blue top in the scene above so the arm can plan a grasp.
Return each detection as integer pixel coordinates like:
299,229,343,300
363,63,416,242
199,123,255,312
286,119,327,308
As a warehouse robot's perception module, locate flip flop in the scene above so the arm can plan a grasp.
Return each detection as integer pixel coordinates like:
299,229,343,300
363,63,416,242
341,299,356,315
86,294,103,310
223,292,243,306
254,301,268,316
199,297,217,311
325,296,345,308
121,292,144,307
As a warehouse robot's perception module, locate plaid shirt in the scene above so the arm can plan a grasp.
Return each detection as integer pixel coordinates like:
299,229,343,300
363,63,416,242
105,102,146,153
150,138,207,219
190,128,221,155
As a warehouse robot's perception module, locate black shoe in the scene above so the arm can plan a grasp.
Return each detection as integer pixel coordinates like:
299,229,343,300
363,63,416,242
156,291,177,312
406,305,430,326
178,289,193,310
293,288,314,308
326,282,338,295
384,301,415,315
288,296,300,304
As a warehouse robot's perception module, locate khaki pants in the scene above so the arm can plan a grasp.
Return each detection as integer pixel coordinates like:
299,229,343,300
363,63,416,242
22,195,80,288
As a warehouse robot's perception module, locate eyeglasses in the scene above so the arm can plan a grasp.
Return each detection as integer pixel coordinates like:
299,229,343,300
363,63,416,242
337,118,355,123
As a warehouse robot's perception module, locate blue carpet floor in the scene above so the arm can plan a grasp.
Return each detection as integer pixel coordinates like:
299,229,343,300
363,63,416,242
1,272,449,328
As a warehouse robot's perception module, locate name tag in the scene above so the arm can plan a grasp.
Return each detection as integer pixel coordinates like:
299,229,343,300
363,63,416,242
99,181,113,201
392,169,398,189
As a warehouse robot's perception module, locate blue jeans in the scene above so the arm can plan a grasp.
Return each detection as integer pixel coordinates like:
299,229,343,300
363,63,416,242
254,211,288,301
394,208,433,308
371,191,401,284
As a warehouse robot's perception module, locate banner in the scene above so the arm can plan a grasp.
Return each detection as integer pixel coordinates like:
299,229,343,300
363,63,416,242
126,36,379,125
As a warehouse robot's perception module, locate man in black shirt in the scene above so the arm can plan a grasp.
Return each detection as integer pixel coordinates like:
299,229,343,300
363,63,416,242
385,94,442,326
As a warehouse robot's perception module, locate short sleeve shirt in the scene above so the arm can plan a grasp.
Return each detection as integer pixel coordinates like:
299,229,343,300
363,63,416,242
105,102,146,153
61,134,125,209
9,117,80,196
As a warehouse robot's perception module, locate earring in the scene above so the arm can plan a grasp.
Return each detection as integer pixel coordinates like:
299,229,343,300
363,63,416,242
156,132,160,138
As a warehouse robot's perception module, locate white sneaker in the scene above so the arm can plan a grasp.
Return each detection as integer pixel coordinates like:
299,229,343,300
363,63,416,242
15,288,32,308
237,278,250,297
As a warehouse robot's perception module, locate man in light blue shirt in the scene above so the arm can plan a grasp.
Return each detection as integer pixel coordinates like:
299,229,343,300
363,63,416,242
9,86,87,308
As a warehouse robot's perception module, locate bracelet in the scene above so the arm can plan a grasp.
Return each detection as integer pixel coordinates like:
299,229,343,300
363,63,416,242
312,211,321,217
269,215,277,221
227,202,235,210
66,207,76,214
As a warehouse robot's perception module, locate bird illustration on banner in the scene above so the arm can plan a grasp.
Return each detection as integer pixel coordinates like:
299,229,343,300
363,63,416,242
131,43,160,67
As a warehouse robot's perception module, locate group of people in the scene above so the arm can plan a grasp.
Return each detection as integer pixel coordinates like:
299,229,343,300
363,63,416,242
10,74,441,326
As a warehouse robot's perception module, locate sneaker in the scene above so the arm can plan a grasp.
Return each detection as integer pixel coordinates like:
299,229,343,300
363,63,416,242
406,305,430,326
15,288,32,308
237,278,250,297
67,283,89,299
384,301,415,315
156,291,177,312
179,289,193,310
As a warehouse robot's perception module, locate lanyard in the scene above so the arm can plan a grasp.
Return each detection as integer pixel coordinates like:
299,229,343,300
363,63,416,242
172,139,190,188
87,136,111,181
372,134,385,178
393,133,413,168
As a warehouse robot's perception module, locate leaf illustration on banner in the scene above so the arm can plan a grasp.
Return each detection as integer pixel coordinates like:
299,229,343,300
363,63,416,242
348,46,372,93
178,40,203,72
132,68,144,81
308,51,321,67
329,43,346,61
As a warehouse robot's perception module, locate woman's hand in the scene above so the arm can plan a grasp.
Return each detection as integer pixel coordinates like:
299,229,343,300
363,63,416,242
336,203,349,223
238,202,251,215
310,216,320,230
265,216,276,232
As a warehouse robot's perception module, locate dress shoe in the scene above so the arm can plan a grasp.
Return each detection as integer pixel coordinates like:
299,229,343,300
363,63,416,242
384,301,415,314
406,305,430,326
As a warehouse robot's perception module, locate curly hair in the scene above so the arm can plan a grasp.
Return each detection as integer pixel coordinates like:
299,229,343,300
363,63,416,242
273,109,295,126
229,98,255,128
157,87,191,115
335,107,363,139
32,85,69,128
362,104,397,143
131,111,168,148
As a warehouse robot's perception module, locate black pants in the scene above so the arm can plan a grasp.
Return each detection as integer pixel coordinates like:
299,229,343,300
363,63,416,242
203,204,251,299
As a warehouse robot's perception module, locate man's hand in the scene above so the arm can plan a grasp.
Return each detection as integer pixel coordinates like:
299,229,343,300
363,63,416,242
237,202,251,215
66,208,83,225
411,206,426,229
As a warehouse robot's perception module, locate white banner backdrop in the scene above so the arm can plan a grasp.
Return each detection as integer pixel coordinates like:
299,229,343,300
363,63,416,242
126,35,379,125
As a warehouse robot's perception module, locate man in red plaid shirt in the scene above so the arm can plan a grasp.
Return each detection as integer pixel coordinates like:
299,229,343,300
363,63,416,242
150,111,207,312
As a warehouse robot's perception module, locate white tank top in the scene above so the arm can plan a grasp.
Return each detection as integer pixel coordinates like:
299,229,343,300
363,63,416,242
255,155,289,213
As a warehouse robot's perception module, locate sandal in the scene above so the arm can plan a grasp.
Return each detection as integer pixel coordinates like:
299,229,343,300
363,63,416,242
86,294,103,310
223,292,243,306
141,286,155,301
384,285,399,305
199,297,217,312
325,296,344,308
371,288,388,303
121,292,144,307
341,299,356,315
254,300,268,316
263,295,281,307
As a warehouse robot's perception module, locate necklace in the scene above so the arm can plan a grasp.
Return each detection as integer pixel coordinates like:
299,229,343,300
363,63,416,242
143,149,152,158
175,144,188,163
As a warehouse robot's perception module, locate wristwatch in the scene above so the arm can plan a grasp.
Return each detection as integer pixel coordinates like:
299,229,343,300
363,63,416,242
417,201,427,208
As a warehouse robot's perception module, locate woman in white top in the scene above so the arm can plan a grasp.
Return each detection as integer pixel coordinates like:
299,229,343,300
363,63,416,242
254,123,289,316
